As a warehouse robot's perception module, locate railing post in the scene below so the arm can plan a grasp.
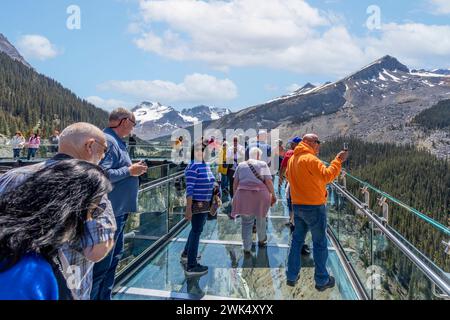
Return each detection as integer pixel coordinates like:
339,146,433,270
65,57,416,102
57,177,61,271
377,196,389,226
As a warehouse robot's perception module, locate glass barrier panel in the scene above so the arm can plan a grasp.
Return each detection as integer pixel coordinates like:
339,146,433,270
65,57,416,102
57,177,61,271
327,184,374,298
118,182,169,272
168,175,187,230
371,230,448,300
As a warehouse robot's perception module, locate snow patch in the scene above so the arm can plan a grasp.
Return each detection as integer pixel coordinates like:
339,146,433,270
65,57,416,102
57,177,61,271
383,70,401,82
378,73,387,81
179,114,199,123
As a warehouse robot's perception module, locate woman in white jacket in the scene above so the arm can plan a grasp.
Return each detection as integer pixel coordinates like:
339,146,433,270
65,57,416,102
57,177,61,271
11,131,25,160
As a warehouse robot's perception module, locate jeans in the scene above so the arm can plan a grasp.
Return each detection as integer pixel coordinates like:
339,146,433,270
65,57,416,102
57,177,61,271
286,205,329,286
241,215,266,251
27,148,37,160
90,212,129,300
13,149,21,159
183,212,208,269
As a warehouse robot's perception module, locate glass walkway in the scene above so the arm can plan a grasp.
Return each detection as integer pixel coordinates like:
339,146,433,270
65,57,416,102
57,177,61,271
109,162,449,300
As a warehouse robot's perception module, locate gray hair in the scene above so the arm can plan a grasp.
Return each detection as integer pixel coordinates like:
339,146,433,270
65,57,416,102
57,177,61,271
249,147,263,160
109,108,134,123
60,122,104,146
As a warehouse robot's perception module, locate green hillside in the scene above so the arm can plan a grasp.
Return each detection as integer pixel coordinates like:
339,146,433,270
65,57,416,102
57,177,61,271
0,52,108,137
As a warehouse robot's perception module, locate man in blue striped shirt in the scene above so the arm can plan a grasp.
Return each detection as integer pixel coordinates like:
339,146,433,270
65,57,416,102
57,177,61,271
181,143,215,276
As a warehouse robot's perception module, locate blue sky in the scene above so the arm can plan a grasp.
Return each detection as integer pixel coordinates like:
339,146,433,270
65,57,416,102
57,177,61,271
1,0,450,112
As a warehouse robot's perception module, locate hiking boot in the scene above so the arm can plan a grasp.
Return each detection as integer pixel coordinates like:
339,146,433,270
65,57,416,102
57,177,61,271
315,276,335,292
185,264,209,276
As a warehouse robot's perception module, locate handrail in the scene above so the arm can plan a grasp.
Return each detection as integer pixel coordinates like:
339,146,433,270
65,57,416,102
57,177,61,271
139,171,185,193
343,170,449,236
332,182,450,297
322,160,449,236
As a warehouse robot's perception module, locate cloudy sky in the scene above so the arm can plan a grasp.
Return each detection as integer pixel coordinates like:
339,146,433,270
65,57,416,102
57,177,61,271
1,0,450,111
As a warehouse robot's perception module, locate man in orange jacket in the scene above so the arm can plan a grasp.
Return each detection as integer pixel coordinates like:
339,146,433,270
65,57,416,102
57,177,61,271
285,133,348,291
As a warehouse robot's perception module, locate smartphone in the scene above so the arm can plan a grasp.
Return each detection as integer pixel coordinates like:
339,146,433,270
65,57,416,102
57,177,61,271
343,143,349,151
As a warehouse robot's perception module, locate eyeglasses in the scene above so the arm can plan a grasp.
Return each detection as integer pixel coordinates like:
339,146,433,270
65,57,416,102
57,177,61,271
127,118,137,127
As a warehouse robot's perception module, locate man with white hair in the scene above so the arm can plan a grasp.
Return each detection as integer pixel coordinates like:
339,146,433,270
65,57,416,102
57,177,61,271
91,108,148,300
0,122,116,300
285,133,348,291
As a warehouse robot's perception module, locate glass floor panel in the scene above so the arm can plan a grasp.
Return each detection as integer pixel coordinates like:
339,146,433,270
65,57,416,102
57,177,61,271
114,216,358,300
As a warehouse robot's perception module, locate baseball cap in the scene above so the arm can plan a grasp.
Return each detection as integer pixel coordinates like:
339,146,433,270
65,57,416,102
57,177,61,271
288,136,302,144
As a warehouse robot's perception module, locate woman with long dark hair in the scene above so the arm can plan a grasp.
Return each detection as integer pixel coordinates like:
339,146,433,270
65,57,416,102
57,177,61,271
0,160,112,300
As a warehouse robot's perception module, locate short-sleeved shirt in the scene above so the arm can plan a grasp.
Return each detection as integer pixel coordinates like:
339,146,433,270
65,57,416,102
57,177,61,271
234,160,272,185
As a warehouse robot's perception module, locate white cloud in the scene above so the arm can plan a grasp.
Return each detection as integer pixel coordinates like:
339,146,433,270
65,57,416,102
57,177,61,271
17,35,60,60
132,0,450,76
364,23,450,69
286,83,301,92
429,0,450,15
86,96,132,112
98,73,238,104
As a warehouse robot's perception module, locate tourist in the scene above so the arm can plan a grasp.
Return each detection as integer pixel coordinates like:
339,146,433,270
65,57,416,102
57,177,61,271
285,134,348,290
91,108,148,300
49,130,60,153
226,136,245,199
27,133,40,160
10,131,25,160
231,147,276,254
181,143,216,276
0,160,112,300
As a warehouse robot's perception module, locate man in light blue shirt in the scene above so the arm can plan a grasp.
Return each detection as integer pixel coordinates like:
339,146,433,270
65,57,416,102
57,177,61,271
91,108,148,300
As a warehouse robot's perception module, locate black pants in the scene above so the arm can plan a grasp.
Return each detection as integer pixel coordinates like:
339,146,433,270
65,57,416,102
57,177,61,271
227,169,235,198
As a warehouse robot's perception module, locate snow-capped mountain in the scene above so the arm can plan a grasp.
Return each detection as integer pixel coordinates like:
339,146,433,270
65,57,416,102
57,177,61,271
132,102,231,140
207,55,450,158
0,33,31,68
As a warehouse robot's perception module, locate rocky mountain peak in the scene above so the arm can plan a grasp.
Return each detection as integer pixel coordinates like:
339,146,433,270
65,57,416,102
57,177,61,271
0,33,31,68
347,55,409,82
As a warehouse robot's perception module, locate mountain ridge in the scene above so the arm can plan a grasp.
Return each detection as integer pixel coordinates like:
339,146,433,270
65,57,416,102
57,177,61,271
202,55,450,158
0,33,31,68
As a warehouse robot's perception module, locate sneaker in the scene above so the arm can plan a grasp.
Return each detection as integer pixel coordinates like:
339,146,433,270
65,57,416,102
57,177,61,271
301,244,311,255
180,253,201,263
315,276,335,292
185,264,209,276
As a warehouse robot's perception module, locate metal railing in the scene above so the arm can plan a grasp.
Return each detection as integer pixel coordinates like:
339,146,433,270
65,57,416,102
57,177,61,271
330,182,449,299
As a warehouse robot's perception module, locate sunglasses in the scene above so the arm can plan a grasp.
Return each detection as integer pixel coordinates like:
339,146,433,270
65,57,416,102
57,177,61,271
314,140,321,145
127,118,137,127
